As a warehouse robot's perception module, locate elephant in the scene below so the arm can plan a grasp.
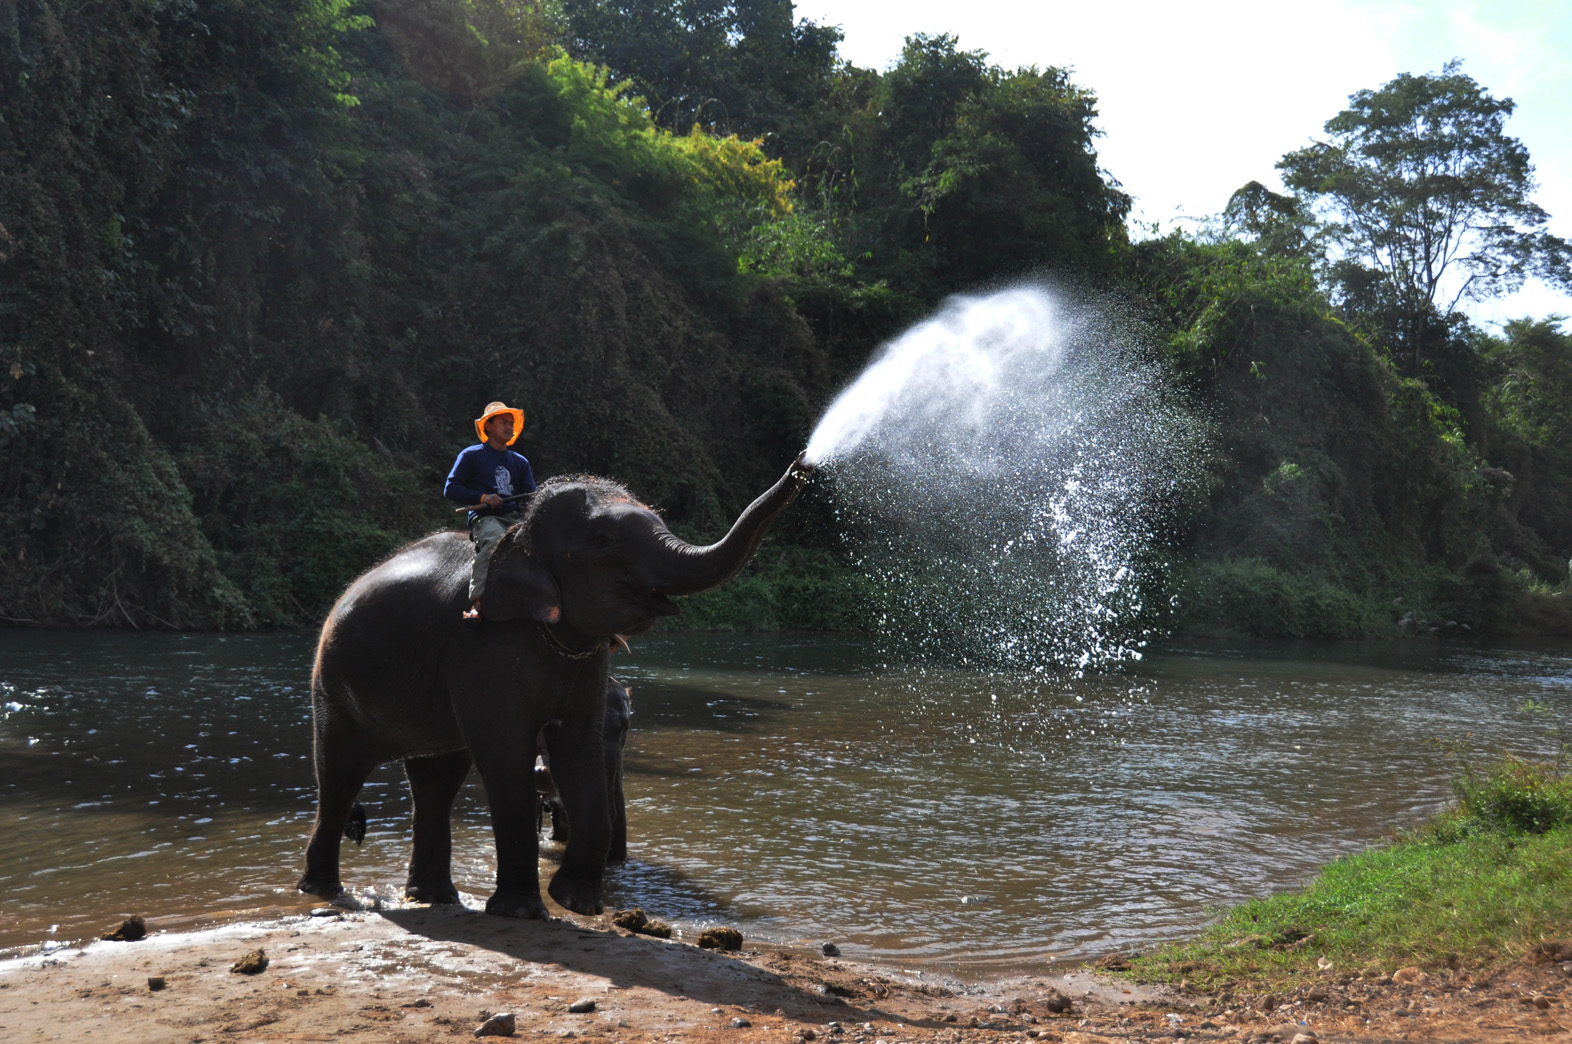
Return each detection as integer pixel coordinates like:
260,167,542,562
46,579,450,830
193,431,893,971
297,455,813,919
538,676,631,864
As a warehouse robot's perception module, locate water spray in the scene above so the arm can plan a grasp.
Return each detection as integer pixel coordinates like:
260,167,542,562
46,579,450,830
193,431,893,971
802,284,1201,680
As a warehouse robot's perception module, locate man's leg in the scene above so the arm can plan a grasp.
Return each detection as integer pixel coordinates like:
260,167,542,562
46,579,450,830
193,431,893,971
465,515,511,618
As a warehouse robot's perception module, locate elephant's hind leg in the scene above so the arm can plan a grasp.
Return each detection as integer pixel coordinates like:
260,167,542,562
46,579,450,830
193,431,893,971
404,749,472,904
298,718,377,899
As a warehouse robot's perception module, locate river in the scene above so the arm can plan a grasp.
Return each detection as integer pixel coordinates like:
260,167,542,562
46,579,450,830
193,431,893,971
1,629,1567,975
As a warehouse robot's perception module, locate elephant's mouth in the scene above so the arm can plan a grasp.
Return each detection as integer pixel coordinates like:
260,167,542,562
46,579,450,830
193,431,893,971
618,586,681,633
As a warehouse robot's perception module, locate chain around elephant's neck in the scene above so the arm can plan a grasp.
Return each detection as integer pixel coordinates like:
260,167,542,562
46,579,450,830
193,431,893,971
537,622,605,660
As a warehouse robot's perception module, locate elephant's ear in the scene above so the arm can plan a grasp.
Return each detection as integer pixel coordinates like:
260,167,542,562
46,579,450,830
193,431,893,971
483,551,563,624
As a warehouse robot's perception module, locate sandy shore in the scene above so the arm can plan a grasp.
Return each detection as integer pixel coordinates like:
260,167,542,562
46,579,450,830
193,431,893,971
2,898,1567,1044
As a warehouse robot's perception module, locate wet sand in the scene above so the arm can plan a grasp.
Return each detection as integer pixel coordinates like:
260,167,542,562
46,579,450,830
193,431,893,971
2,899,1567,1044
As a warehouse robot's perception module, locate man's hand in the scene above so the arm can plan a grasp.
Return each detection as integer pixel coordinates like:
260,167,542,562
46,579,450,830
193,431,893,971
481,493,503,508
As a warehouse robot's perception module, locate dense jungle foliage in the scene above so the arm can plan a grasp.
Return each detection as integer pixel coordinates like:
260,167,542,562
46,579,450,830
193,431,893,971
2,0,1570,637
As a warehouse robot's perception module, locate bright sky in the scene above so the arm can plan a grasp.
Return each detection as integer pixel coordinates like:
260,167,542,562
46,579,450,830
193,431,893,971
796,0,1572,328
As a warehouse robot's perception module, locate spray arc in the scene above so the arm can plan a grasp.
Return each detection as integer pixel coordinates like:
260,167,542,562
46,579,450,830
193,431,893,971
803,285,1199,676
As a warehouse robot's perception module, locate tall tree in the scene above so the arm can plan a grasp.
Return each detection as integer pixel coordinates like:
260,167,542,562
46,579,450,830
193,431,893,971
558,0,841,147
1279,61,1572,367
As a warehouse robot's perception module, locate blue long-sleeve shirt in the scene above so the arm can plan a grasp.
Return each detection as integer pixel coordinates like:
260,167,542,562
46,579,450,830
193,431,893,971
444,444,537,527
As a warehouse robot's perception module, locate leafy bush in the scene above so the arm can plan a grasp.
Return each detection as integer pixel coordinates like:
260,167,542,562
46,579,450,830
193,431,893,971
674,545,871,631
1179,558,1382,638
1439,755,1572,838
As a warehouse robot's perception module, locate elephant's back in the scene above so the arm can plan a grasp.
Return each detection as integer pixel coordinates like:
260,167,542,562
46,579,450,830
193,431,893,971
313,532,470,727
329,531,469,624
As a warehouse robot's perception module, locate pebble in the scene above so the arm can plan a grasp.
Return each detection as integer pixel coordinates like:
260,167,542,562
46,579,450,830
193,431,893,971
147,976,166,991
230,948,269,975
569,998,596,1013
309,907,342,919
731,1017,752,1028
822,943,841,957
1392,966,1426,985
474,1012,517,1037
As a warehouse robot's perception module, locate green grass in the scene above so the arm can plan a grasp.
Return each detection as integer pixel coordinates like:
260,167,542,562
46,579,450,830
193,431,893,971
1127,754,1572,988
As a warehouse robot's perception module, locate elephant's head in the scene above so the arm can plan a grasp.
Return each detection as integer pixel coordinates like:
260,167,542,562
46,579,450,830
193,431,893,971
482,455,814,638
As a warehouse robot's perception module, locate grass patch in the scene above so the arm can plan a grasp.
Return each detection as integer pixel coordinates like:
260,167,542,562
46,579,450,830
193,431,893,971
1126,753,1572,988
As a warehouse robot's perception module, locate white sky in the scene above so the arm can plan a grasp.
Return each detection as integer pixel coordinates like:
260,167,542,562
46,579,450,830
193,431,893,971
795,0,1572,328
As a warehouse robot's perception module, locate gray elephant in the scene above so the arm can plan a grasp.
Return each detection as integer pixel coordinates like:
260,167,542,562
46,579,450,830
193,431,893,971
297,456,811,919
537,676,630,864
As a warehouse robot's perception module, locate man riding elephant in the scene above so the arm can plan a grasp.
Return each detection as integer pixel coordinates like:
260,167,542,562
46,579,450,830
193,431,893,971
444,400,536,620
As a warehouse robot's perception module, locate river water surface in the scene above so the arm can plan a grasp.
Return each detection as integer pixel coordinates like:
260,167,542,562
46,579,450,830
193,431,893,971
1,630,1568,975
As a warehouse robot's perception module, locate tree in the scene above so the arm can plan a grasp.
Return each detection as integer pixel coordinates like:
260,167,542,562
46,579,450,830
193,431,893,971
1279,60,1572,367
558,0,842,145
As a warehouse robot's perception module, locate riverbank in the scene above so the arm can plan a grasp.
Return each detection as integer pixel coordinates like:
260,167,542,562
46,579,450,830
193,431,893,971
3,897,1568,1044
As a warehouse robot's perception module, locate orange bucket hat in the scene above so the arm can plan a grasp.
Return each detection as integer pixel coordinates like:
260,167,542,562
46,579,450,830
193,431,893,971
474,401,525,445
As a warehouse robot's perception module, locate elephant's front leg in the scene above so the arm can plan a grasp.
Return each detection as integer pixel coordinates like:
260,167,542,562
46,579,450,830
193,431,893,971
543,718,611,914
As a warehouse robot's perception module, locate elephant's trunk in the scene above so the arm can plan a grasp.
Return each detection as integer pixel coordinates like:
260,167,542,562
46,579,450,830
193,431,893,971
645,455,814,597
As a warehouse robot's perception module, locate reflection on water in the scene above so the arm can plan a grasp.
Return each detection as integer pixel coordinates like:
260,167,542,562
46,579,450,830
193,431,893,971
1,630,1568,974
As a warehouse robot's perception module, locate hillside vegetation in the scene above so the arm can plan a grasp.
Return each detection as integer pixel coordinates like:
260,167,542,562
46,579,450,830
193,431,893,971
2,0,1570,636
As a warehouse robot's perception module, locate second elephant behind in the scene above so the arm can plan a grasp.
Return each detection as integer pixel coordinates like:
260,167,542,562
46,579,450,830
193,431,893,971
538,677,630,864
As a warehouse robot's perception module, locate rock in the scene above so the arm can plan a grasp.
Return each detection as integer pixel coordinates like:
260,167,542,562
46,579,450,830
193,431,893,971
474,1012,517,1037
1315,956,1333,971
1041,988,1073,1014
1392,966,1426,985
1291,1035,1318,1044
799,1029,817,1040
230,949,269,975
1559,961,1572,977
103,915,147,942
731,1017,752,1028
1304,989,1329,1002
1532,941,1572,964
147,976,166,991
699,927,744,951
309,907,342,919
822,943,841,957
1267,1024,1307,1041
569,998,596,1013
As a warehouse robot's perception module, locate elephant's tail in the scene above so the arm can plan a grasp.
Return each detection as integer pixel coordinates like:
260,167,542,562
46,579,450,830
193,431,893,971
344,802,367,845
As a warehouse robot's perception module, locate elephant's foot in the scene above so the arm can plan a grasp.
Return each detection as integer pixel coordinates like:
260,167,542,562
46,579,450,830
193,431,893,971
606,842,627,867
548,870,605,915
405,879,461,905
297,872,345,899
485,888,549,920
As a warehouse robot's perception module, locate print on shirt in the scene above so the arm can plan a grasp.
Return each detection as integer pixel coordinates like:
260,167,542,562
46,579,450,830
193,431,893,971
494,466,515,498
